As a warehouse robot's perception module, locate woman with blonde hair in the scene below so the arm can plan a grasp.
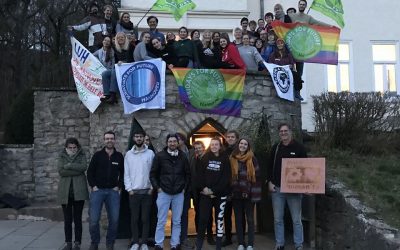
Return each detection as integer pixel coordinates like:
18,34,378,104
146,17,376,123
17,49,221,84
229,138,261,250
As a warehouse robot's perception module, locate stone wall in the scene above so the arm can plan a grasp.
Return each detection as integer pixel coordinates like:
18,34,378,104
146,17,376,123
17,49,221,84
33,90,90,202
0,145,34,200
316,179,400,250
32,73,301,202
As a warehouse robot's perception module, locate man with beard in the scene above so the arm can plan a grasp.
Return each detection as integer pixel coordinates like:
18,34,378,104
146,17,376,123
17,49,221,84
150,134,190,250
87,131,124,250
124,130,155,250
68,3,107,52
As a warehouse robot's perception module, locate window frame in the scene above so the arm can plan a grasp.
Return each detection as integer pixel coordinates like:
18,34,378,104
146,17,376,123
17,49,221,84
325,41,353,93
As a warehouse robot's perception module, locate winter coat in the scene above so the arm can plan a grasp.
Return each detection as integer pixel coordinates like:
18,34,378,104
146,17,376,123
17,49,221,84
57,148,89,204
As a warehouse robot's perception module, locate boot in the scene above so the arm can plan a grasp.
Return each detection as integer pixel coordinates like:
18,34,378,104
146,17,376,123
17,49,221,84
61,242,72,250
100,95,110,102
105,92,117,104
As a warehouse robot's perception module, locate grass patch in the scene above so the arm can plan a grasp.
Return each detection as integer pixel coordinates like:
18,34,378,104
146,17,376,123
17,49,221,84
312,147,400,229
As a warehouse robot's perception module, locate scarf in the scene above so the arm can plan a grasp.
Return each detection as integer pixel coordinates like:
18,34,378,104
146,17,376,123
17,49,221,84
167,148,178,156
120,20,134,31
230,150,256,183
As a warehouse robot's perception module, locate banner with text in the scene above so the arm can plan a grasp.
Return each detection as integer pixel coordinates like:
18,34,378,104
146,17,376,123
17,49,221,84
70,37,104,113
172,68,245,117
272,20,341,65
115,59,166,114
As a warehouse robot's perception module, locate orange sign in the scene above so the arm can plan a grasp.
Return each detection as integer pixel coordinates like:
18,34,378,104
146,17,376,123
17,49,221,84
280,158,325,194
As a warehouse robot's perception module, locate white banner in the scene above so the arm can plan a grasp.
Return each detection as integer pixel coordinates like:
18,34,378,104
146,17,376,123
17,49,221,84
115,59,166,114
70,37,105,113
263,62,294,102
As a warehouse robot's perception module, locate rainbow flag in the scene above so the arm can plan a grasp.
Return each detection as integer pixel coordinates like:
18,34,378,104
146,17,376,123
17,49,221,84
171,68,246,116
272,20,341,65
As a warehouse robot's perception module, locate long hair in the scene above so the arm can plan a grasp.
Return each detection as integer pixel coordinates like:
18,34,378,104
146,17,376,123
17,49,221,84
114,32,129,52
119,12,130,23
230,138,256,182
201,30,213,49
205,136,225,156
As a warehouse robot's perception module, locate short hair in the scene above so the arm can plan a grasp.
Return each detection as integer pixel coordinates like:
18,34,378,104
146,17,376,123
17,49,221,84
178,26,188,33
220,32,231,43
65,137,81,149
190,29,200,38
287,7,297,14
226,130,239,139
240,17,249,25
133,129,146,136
249,20,257,26
104,130,115,138
193,141,205,148
278,123,292,131
258,18,264,23
265,12,274,19
212,31,221,38
147,15,158,24
166,133,179,143
299,0,308,5
103,4,113,11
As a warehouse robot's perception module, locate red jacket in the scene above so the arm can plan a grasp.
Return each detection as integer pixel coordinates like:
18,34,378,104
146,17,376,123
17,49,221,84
222,43,246,70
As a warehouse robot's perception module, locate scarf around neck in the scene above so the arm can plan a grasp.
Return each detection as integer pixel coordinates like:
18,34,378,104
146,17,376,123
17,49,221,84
230,150,256,183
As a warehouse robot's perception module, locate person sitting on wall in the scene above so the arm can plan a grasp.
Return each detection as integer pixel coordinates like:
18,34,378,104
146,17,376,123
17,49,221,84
248,20,260,39
268,38,303,100
173,26,199,68
240,17,249,36
264,12,275,33
198,30,232,69
220,32,246,70
256,18,265,34
133,31,153,62
274,4,292,23
148,37,177,68
232,27,243,47
116,12,137,38
147,16,165,44
238,34,264,71
94,36,115,103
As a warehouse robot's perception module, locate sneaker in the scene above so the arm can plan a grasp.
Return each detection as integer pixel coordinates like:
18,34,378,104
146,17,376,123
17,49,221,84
222,238,233,247
237,245,245,250
140,244,149,250
88,244,98,250
130,243,139,250
181,239,194,249
61,242,72,250
294,91,304,101
246,246,253,250
154,245,163,250
106,244,114,250
207,235,216,245
72,242,81,250
295,246,303,250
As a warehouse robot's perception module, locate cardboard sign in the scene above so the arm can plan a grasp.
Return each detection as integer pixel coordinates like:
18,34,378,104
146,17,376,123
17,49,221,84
280,158,326,194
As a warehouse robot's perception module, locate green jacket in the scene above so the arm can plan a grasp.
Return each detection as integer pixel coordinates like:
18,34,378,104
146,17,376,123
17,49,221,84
57,148,89,204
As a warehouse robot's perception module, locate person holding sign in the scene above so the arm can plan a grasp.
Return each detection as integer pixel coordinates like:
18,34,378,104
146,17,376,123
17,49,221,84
266,123,307,250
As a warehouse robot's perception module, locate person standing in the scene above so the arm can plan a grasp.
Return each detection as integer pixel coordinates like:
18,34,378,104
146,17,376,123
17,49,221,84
87,131,124,250
195,137,231,250
124,130,155,250
230,139,262,250
150,134,190,250
267,123,307,250
147,15,165,44
222,130,239,247
57,138,89,250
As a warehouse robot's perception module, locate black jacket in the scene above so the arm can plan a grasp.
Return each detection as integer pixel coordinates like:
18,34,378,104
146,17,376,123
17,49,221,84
267,140,307,187
196,151,231,197
87,147,124,189
150,148,190,195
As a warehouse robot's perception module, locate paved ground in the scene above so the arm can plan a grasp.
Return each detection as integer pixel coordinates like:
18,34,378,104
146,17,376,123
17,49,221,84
0,219,291,250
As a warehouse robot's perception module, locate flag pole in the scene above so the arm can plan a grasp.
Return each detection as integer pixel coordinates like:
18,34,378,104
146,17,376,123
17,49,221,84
136,7,153,26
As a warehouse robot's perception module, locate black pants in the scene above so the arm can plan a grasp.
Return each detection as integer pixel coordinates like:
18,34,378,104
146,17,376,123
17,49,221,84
62,198,85,243
149,191,158,240
232,199,255,247
196,195,227,250
193,190,213,235
224,199,246,241
129,193,152,244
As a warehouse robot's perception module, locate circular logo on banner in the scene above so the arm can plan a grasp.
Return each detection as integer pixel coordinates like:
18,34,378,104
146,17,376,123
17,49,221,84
120,62,161,105
285,25,322,60
272,67,290,93
183,69,225,109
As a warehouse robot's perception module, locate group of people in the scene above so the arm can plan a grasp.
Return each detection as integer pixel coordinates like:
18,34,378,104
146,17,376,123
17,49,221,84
57,123,307,250
69,0,333,103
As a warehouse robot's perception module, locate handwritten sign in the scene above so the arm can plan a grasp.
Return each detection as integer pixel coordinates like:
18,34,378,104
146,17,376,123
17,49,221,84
280,158,325,194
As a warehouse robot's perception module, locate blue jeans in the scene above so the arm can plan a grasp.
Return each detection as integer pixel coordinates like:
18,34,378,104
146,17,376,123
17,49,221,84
101,68,118,95
89,189,120,245
155,191,184,248
271,187,303,248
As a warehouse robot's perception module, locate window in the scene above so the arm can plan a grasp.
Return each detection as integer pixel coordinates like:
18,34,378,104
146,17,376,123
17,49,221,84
372,44,397,93
327,43,351,92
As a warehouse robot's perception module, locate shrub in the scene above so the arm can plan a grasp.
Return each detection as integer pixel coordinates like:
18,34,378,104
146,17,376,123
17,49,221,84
312,92,400,154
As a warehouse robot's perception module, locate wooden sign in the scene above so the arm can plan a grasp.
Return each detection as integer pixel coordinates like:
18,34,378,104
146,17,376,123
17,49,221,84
280,158,325,194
